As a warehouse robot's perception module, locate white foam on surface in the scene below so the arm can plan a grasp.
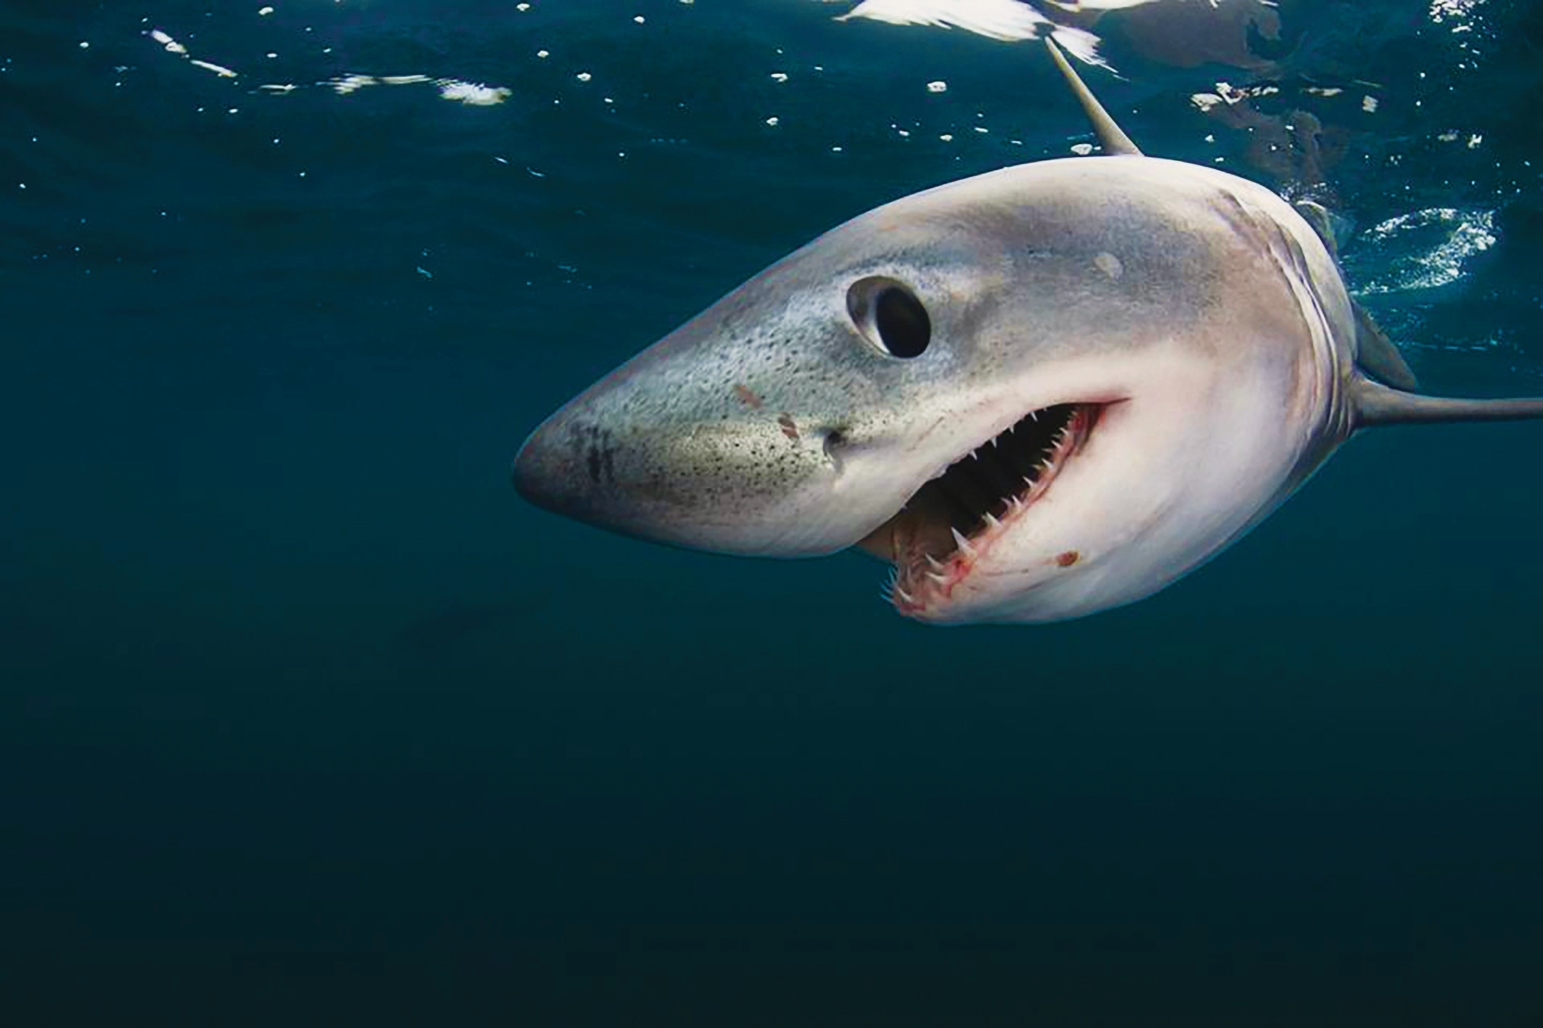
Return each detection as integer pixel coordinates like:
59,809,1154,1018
1351,208,1497,297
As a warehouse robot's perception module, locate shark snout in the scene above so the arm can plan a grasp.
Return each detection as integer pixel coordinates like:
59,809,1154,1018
510,409,612,526
509,419,558,510
512,386,886,557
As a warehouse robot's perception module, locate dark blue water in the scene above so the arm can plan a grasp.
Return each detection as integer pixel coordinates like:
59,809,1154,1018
4,1,1542,1024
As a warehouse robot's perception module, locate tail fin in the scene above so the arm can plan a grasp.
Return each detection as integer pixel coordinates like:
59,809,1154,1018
1354,376,1543,427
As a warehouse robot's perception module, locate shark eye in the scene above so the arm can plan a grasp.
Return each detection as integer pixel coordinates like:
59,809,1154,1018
847,277,931,359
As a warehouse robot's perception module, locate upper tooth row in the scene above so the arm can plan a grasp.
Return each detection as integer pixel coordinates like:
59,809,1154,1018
968,427,1070,469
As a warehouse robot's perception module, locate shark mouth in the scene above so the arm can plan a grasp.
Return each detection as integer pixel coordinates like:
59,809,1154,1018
874,402,1101,615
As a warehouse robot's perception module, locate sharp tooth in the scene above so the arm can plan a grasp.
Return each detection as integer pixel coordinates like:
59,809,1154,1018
924,554,945,571
1030,411,1039,421
983,512,1002,530
950,527,977,557
927,572,949,585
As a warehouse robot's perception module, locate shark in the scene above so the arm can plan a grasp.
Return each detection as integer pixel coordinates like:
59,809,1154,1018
512,38,1543,625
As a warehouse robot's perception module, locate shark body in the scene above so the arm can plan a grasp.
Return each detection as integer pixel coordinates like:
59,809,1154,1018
513,40,1543,625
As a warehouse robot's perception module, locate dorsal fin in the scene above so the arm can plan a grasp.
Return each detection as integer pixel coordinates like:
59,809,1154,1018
1293,199,1420,391
1044,36,1141,157
1354,377,1543,427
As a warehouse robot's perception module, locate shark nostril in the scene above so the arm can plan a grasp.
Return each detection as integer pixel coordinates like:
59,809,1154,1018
822,427,850,473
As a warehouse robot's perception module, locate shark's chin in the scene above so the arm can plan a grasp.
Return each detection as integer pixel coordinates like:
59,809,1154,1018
856,402,1104,619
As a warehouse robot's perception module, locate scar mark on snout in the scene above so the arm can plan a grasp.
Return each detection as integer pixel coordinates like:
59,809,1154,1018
1055,550,1080,568
733,384,764,409
914,416,950,446
777,413,799,441
1093,252,1123,280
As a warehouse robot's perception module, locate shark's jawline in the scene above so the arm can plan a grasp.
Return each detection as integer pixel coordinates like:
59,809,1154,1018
873,402,1106,615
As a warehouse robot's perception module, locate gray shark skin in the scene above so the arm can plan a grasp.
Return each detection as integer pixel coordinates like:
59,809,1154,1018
513,39,1543,625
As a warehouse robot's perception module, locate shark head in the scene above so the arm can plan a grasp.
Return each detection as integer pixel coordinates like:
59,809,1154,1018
514,40,1543,625
515,154,1352,623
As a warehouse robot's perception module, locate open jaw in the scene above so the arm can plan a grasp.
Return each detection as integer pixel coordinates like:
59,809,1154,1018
863,402,1103,617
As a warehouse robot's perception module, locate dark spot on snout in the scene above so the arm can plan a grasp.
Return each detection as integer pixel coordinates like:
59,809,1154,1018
581,424,617,484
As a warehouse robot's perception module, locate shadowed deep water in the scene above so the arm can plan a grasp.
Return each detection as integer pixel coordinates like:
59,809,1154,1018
3,1,1543,1024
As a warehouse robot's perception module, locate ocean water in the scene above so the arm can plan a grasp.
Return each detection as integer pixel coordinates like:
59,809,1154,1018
3,1,1542,1024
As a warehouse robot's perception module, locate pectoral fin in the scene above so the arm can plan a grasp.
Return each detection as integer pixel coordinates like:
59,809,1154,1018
1353,376,1543,427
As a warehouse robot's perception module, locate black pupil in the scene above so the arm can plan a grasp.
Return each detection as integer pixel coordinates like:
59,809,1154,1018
873,287,930,358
